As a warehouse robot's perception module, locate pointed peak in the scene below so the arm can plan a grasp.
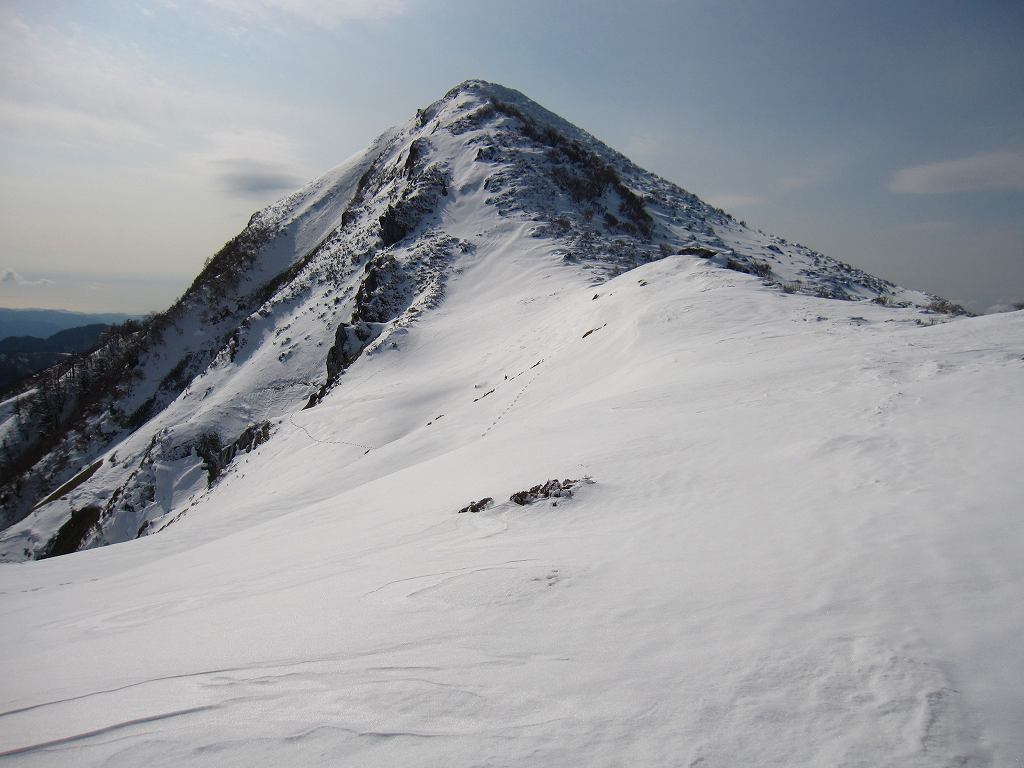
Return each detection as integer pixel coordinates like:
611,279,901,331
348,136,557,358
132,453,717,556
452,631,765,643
425,79,546,123
442,79,521,101
416,79,588,153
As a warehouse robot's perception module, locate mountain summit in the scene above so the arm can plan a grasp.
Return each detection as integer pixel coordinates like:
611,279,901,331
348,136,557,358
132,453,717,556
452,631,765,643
0,80,1021,765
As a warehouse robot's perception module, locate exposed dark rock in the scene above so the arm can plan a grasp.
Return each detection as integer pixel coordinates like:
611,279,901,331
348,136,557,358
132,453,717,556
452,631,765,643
325,321,375,383
196,421,272,486
458,497,494,514
379,205,410,246
38,505,101,559
378,160,450,247
404,138,431,176
353,256,403,323
510,478,589,505
725,257,772,278
678,245,719,259
378,183,449,246
306,317,380,408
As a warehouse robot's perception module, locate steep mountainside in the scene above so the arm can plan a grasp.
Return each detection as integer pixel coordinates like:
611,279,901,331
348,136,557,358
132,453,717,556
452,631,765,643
0,81,1021,766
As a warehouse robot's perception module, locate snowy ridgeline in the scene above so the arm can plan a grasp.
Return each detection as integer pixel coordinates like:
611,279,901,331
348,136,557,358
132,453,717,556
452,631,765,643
0,80,1021,766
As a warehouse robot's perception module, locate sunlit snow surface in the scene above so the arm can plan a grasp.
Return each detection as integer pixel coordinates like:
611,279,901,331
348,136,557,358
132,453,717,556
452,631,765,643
1,251,1022,765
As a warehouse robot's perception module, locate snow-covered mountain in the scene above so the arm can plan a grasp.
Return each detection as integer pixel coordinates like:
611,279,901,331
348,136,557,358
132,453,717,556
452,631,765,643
0,81,1021,765
0,80,955,553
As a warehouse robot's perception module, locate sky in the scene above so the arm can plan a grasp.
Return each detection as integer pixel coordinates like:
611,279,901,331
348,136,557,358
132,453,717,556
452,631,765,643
0,0,1021,314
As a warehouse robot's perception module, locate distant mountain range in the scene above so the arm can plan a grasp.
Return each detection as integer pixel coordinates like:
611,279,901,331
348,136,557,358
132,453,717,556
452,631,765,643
0,308,140,339
0,324,112,390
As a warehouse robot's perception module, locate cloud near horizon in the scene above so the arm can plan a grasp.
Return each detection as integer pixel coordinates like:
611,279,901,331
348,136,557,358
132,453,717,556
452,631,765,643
889,150,1024,195
986,302,1024,314
1,269,54,288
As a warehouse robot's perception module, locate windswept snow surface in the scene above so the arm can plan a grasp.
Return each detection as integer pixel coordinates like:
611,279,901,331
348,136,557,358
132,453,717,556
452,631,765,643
1,252,1022,765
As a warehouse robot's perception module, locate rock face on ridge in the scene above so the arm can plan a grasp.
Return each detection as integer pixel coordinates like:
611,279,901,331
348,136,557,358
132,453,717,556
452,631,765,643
0,79,954,560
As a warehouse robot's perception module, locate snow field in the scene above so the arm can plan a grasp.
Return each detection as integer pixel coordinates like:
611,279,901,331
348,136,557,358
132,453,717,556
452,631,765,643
1,248,1021,765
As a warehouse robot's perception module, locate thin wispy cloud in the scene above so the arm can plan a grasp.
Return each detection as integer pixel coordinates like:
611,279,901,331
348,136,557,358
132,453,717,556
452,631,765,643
0,12,316,151
889,150,1024,195
0,14,172,147
185,130,309,200
1,12,313,197
214,160,305,197
0,98,155,148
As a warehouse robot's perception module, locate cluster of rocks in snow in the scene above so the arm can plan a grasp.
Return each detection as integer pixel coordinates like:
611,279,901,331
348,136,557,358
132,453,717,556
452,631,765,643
458,477,593,513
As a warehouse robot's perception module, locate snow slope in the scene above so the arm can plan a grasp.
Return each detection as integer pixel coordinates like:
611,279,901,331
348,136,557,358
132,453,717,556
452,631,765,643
0,80,1021,765
1,253,1022,765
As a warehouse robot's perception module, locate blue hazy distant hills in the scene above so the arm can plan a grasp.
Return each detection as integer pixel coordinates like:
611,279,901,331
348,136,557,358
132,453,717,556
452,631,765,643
0,324,117,390
0,308,140,339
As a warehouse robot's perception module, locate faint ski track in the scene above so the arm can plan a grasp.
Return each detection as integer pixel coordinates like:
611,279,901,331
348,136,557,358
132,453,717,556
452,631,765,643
291,356,547,445
288,410,374,451
361,559,540,599
0,635,542,723
288,366,386,451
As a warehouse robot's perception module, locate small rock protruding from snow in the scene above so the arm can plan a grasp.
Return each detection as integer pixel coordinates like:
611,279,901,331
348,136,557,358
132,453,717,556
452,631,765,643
457,497,494,514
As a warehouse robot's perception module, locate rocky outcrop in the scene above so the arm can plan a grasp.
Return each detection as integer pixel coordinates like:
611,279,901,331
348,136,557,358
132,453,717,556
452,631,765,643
510,478,590,505
37,505,101,559
196,422,272,486
325,322,376,383
306,318,381,408
378,164,450,246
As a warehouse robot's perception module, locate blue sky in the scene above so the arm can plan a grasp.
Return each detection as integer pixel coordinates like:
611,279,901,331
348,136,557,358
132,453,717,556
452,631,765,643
1,0,1021,312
